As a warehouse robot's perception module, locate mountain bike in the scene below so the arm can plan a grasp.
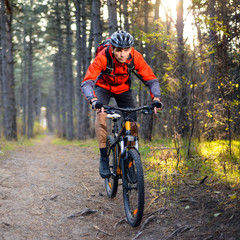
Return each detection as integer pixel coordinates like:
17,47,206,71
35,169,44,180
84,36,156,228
104,104,160,227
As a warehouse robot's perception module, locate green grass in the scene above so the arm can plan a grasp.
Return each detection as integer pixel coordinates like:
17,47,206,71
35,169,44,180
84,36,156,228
195,140,240,185
198,140,240,160
0,134,46,157
141,138,240,194
51,137,99,153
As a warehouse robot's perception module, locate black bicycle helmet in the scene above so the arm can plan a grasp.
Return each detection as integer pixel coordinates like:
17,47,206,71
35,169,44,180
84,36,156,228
110,30,134,48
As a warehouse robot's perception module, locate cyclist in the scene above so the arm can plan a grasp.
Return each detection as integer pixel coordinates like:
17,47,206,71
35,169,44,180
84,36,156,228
81,30,162,178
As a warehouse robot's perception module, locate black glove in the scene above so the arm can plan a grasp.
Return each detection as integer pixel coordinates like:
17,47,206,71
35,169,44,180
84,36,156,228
152,101,163,109
92,100,104,110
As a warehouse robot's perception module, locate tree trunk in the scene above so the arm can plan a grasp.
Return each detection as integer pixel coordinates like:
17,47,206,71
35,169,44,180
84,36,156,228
107,0,118,34
81,0,90,138
65,0,74,140
53,54,60,134
1,0,17,140
34,82,41,122
118,1,122,29
5,1,17,139
46,95,54,133
56,1,65,137
208,0,216,100
75,0,83,139
0,40,2,138
207,0,216,140
91,0,102,138
92,0,102,50
176,0,188,136
87,23,95,138
1,0,11,139
27,33,34,138
123,0,129,31
22,22,28,136
150,0,160,70
141,0,153,141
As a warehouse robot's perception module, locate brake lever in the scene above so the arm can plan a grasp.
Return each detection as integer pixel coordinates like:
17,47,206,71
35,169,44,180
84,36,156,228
106,107,115,114
142,106,153,115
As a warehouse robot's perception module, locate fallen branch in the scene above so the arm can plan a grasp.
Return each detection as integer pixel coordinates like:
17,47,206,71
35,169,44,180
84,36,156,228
200,176,208,184
58,208,97,223
49,194,58,201
93,225,114,237
203,235,213,240
0,222,11,228
132,231,143,240
145,196,160,212
114,218,127,228
145,207,167,217
182,180,195,188
179,198,199,204
140,215,156,232
79,179,94,195
132,215,156,240
67,208,97,219
165,225,192,240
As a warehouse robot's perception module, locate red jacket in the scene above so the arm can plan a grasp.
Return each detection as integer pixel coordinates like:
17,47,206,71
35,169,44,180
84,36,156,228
81,47,160,102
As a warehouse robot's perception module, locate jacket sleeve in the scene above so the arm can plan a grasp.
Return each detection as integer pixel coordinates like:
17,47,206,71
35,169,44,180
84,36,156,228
81,53,107,102
133,50,161,99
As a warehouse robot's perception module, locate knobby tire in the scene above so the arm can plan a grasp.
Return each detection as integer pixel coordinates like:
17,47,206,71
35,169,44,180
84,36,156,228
105,135,119,198
122,148,144,227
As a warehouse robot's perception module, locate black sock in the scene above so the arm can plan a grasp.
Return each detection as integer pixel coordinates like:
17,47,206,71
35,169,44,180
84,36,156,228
100,148,107,158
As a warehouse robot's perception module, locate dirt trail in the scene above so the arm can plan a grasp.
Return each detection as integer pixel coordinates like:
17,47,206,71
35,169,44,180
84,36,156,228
0,135,155,240
0,135,239,240
0,136,114,239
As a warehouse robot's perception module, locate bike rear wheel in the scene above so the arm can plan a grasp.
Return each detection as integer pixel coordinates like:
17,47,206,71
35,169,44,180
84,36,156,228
122,148,144,227
105,135,119,198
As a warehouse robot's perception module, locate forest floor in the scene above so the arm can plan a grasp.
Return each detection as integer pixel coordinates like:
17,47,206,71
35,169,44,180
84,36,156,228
0,135,239,240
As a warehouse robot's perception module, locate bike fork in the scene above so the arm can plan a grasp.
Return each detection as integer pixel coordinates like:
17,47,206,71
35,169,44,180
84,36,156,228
134,136,139,150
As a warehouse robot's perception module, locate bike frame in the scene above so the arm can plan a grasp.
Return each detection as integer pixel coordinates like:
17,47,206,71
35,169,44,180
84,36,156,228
104,104,161,227
106,105,153,176
108,117,139,176
105,103,161,159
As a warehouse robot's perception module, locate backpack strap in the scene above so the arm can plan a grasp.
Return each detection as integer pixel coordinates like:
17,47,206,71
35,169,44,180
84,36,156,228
126,54,144,81
131,69,143,81
125,55,135,74
103,46,140,79
103,46,114,75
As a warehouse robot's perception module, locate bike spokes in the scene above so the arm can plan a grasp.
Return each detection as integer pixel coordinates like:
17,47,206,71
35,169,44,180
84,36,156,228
105,136,119,198
122,149,144,227
126,160,137,184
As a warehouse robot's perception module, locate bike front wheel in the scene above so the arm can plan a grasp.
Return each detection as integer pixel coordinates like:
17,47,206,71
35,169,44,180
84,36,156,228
105,135,119,198
122,148,144,227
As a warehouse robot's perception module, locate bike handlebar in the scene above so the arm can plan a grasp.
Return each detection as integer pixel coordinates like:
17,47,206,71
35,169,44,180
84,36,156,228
104,102,163,114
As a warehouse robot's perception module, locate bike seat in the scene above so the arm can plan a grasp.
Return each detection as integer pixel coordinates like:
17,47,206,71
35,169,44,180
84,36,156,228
107,113,121,120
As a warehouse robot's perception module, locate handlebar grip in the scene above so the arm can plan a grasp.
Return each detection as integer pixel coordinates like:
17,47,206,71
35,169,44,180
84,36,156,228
151,101,163,110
